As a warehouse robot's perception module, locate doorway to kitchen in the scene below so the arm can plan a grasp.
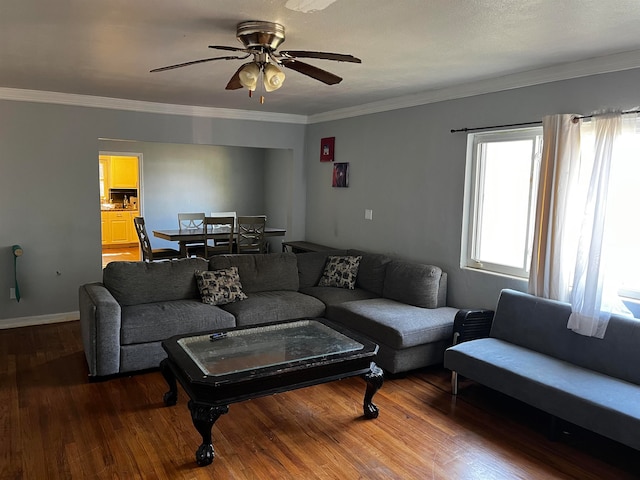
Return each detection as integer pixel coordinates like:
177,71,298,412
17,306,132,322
99,153,142,267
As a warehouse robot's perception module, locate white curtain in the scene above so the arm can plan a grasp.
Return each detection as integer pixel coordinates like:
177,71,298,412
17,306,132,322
567,113,633,337
529,112,632,338
528,114,582,301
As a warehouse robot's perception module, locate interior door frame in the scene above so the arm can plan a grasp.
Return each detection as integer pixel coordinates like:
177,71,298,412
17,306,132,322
98,151,143,262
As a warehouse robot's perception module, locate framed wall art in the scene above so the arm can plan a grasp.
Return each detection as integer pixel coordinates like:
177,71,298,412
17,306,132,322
332,162,349,187
320,137,335,162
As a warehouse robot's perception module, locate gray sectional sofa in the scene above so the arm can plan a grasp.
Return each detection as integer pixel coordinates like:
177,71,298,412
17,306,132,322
444,289,640,451
79,250,458,378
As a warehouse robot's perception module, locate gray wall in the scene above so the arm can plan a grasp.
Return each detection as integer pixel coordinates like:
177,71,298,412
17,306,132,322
304,67,640,310
2,67,640,323
264,148,294,253
0,101,305,323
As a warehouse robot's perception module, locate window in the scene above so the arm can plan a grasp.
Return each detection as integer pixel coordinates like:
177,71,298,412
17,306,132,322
462,127,543,278
592,122,640,300
462,120,640,301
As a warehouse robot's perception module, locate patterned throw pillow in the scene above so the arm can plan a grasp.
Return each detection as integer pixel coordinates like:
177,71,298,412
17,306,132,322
195,267,248,306
318,255,362,289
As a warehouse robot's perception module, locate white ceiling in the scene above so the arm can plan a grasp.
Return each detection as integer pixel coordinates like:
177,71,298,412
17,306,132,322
3,0,640,117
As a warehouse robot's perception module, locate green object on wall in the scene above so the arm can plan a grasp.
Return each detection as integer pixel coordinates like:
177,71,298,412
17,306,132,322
12,244,22,302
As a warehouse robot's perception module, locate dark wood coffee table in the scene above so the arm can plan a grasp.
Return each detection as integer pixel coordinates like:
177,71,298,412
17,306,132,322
160,318,383,467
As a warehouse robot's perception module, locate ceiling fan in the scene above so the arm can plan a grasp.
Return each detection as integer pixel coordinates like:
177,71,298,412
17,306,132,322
150,20,361,102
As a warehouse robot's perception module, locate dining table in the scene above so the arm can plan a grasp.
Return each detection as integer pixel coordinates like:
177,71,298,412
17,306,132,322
153,226,286,257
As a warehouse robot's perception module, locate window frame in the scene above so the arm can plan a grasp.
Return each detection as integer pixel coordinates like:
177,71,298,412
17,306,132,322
461,126,543,278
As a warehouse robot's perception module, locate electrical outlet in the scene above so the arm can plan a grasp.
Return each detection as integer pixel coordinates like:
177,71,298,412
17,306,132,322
365,209,373,220
9,288,16,299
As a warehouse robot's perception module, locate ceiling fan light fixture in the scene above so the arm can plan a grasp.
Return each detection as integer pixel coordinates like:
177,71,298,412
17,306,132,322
263,63,285,92
238,63,260,91
151,19,361,98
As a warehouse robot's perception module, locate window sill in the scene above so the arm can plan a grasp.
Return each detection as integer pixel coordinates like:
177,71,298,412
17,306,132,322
621,297,640,319
460,265,528,283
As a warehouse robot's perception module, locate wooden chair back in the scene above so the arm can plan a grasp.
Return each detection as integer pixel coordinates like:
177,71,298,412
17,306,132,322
133,216,180,262
178,212,205,230
133,216,154,261
236,215,267,254
203,216,235,257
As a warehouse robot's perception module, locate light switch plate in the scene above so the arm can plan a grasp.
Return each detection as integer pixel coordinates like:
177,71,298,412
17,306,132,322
365,209,373,220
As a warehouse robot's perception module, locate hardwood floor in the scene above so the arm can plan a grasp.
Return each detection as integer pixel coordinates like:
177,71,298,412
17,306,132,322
2,321,639,479
102,245,140,268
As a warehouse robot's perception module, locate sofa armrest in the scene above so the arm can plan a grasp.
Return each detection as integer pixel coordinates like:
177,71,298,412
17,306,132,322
79,283,122,377
451,309,495,345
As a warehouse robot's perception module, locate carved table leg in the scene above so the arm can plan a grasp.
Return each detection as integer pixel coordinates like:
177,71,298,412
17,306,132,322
160,358,178,406
188,400,229,467
362,362,384,419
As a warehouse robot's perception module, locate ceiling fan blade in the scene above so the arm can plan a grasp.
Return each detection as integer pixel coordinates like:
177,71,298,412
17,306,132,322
280,59,342,85
225,63,252,90
209,45,250,53
150,55,248,73
279,50,361,63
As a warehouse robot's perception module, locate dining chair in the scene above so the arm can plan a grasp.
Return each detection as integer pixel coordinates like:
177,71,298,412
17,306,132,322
210,211,237,220
210,211,237,247
236,215,267,254
133,216,180,262
193,216,235,258
178,212,205,257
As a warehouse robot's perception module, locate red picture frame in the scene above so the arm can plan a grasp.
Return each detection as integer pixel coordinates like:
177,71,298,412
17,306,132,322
320,137,335,162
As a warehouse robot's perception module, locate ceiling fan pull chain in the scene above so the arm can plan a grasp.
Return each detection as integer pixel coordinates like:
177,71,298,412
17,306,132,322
260,68,265,104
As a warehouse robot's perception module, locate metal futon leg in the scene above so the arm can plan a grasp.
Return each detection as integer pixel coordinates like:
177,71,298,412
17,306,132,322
451,371,458,395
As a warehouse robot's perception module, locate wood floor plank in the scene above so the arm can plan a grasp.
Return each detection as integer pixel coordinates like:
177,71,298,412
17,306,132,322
2,320,640,479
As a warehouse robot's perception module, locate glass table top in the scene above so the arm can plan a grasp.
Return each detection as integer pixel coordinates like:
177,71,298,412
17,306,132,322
177,320,364,376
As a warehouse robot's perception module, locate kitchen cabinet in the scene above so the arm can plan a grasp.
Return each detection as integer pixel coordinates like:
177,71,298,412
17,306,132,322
101,211,111,244
110,156,138,189
101,210,139,246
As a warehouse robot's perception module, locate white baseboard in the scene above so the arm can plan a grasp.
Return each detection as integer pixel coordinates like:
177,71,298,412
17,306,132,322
0,311,79,330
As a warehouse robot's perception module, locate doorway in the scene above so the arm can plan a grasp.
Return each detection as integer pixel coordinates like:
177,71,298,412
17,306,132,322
99,153,142,267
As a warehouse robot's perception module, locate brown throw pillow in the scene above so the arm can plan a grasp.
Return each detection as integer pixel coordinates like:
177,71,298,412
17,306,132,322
195,267,248,305
318,255,362,289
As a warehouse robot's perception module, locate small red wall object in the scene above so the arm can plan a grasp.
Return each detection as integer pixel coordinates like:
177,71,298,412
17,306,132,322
320,137,335,162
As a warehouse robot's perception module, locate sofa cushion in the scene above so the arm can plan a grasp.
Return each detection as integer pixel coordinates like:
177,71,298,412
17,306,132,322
348,249,392,296
103,258,208,306
209,253,299,293
444,337,640,451
326,298,458,350
219,291,326,326
297,250,348,288
300,286,379,307
120,299,236,344
195,267,247,306
318,255,362,289
382,261,443,308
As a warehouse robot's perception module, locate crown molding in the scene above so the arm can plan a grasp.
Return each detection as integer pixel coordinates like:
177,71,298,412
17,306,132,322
0,87,308,124
2,50,640,125
308,49,640,124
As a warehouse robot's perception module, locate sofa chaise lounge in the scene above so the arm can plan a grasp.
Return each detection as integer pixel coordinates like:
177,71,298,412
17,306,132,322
79,250,459,378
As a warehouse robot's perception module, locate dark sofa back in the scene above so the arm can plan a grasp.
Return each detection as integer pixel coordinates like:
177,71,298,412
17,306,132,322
296,250,348,289
296,249,448,306
347,249,392,296
382,260,445,308
491,289,640,385
209,252,299,293
103,257,207,306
